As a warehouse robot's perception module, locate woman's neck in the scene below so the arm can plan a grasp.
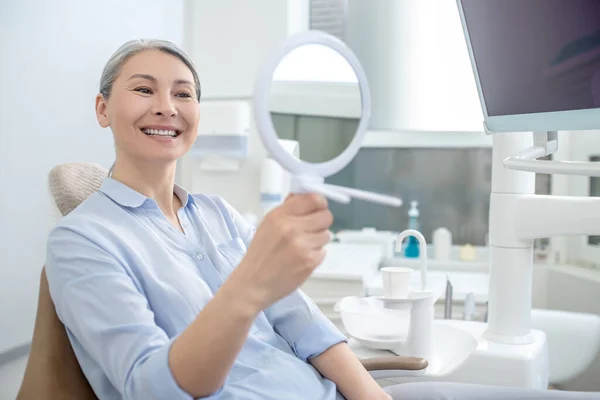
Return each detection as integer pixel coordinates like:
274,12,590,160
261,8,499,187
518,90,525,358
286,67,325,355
110,158,180,218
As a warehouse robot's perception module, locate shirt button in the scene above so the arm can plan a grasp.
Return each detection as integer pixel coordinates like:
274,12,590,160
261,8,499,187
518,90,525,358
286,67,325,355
196,252,204,260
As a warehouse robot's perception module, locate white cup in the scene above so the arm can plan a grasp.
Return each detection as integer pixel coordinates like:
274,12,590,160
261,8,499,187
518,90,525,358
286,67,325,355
381,267,413,299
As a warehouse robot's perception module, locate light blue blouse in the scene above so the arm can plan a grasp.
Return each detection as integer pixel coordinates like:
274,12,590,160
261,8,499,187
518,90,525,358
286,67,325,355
45,178,346,399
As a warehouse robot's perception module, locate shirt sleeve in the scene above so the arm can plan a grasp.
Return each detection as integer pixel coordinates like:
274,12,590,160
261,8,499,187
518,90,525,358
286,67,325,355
264,290,348,361
46,225,216,400
217,197,347,361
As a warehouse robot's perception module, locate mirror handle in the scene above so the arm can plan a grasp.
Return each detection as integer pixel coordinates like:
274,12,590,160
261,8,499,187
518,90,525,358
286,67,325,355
324,184,403,207
300,181,352,204
292,176,402,206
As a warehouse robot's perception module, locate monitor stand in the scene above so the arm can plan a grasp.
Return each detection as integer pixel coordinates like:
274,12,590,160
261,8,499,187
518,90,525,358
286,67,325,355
487,128,600,344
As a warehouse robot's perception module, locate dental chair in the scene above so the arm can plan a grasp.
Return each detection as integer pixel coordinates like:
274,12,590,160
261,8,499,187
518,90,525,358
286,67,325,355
16,162,427,399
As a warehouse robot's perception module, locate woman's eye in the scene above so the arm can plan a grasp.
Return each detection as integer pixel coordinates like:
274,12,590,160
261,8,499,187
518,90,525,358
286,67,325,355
176,92,192,98
134,87,152,94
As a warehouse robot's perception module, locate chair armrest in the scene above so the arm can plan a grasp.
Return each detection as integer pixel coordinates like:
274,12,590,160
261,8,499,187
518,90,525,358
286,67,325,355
361,356,429,379
361,355,428,371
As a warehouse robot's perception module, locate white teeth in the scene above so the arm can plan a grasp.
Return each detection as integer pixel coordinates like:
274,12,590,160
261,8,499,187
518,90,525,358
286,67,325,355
142,128,178,137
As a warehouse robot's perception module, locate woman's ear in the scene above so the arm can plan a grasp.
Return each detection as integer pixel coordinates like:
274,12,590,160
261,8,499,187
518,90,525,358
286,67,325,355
95,94,110,128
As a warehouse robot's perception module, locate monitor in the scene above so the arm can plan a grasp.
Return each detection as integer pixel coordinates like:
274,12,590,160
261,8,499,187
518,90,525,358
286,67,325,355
457,0,600,133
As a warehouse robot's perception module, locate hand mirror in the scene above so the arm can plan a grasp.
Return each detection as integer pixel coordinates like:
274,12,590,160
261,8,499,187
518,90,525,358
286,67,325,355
254,30,402,206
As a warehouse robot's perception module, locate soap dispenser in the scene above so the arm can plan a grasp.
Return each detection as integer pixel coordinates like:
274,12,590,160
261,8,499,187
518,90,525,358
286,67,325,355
404,201,420,258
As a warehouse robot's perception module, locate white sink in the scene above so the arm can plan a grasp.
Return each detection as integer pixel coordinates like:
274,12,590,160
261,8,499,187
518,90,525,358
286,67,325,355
412,321,478,375
350,319,550,388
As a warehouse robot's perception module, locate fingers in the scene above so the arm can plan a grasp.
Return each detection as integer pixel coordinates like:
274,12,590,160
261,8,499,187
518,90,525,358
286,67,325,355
304,248,327,269
285,193,328,216
302,230,333,249
298,209,334,232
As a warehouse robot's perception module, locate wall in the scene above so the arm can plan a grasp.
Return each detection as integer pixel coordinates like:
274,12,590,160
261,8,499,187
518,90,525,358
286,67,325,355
184,0,308,99
346,0,483,132
179,0,309,216
0,0,184,354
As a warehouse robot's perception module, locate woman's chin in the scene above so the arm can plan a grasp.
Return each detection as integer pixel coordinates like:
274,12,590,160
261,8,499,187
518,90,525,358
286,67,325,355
142,149,187,165
145,135,193,158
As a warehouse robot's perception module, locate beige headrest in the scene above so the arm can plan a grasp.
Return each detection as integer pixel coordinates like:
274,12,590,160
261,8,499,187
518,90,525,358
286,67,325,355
48,162,108,216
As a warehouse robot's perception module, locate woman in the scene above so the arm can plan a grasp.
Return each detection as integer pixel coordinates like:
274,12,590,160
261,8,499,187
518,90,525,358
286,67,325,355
45,38,391,400
46,39,597,400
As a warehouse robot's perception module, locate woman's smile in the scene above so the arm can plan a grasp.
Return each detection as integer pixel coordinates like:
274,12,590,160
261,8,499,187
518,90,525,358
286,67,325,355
140,124,184,143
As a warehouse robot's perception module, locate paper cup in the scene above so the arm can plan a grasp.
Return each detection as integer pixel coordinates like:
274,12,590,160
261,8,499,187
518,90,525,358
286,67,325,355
381,267,412,299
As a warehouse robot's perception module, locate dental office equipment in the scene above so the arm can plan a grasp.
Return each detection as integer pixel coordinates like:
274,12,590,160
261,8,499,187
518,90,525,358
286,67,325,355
460,0,600,324
394,229,428,292
378,292,438,362
403,201,421,258
484,301,488,323
336,296,410,345
444,278,453,320
447,0,600,387
372,230,446,362
341,228,439,361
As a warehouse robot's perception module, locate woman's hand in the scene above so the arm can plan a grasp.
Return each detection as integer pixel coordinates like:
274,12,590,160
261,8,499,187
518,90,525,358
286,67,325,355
230,193,333,311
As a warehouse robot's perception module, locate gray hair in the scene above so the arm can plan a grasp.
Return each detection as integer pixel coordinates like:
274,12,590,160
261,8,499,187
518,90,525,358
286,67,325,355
99,39,201,101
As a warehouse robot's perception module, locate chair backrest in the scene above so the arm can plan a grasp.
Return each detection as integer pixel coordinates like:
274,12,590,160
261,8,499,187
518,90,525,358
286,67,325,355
17,162,107,400
48,162,107,216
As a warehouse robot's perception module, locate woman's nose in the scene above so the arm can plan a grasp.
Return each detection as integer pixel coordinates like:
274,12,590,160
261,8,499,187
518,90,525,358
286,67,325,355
152,95,177,117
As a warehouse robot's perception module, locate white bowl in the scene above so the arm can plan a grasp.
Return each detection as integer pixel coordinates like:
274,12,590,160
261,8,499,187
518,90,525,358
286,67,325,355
337,296,410,341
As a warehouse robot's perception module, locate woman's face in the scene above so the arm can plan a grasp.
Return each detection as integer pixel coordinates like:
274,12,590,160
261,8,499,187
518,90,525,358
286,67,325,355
96,49,200,166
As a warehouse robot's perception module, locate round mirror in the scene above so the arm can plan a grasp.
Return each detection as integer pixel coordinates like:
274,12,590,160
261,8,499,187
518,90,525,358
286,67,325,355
255,31,401,207
254,31,371,178
268,44,361,164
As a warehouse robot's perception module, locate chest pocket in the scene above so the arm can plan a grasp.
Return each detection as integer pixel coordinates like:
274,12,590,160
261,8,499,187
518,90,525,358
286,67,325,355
216,237,261,335
217,237,247,274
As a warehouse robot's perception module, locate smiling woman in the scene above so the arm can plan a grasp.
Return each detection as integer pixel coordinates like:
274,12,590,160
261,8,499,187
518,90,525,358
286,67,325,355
44,39,367,400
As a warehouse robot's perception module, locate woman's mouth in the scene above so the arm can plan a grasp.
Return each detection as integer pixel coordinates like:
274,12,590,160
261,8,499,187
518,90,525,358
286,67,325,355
141,128,182,138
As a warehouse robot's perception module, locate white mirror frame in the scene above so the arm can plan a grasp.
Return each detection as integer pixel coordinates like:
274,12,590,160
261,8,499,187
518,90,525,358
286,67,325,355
254,30,370,178
254,30,402,207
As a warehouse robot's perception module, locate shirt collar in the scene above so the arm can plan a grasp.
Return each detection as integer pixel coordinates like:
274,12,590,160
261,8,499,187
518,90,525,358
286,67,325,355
99,178,194,208
174,183,194,208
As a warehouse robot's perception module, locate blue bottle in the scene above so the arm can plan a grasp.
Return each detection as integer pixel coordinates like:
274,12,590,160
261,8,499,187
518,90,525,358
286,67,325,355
404,201,420,258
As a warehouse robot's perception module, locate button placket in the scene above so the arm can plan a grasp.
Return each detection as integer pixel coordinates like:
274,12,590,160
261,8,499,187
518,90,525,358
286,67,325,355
192,250,224,293
178,209,190,229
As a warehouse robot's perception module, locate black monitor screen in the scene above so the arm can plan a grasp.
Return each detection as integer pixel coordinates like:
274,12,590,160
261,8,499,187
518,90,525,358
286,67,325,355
461,0,600,117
